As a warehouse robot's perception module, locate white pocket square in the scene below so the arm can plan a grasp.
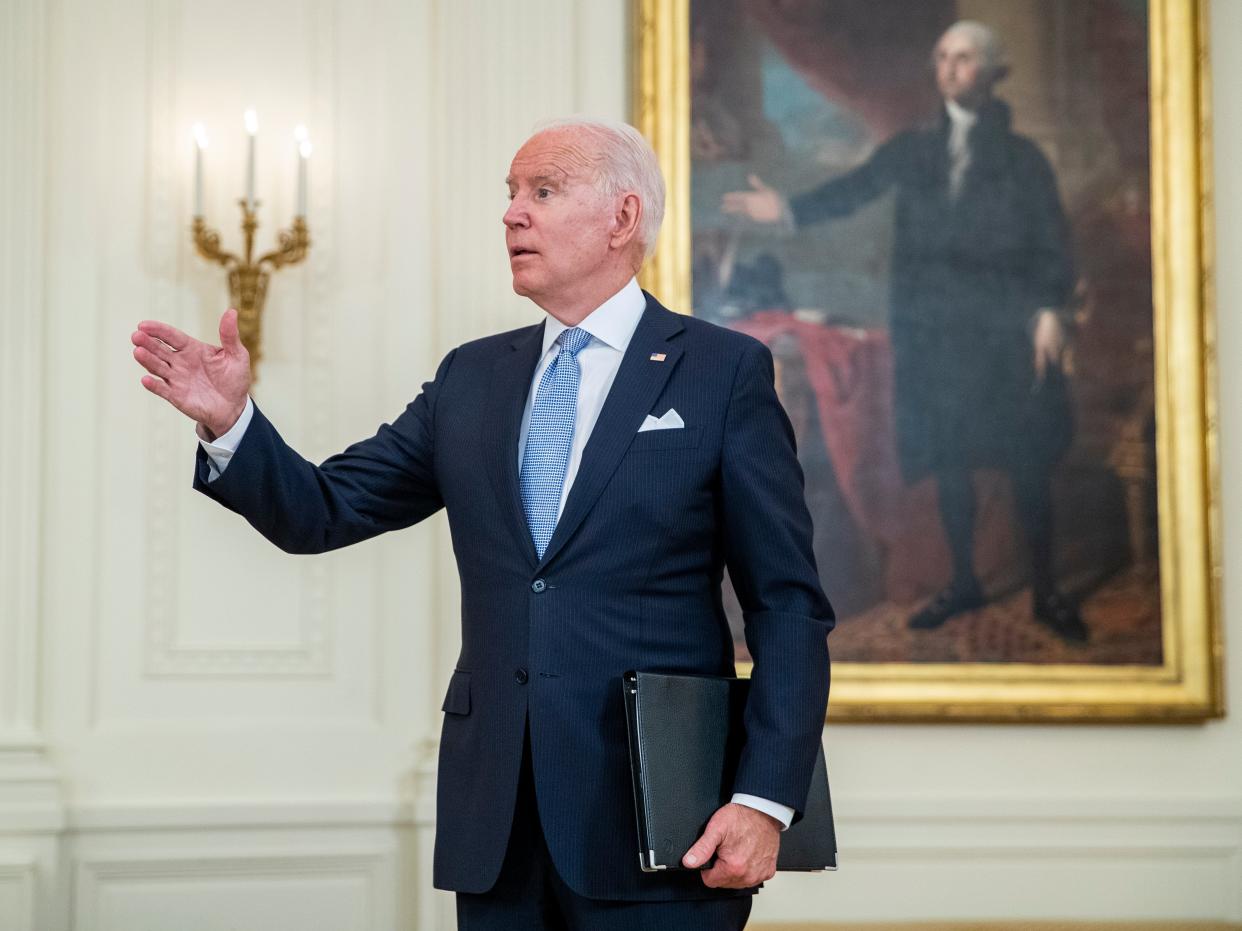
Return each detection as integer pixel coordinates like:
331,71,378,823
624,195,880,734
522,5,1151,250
638,408,685,432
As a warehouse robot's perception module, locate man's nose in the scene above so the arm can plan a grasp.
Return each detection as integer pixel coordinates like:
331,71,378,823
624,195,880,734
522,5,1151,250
503,198,528,229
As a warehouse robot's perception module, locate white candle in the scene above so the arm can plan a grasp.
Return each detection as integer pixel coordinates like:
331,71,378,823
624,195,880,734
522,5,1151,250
192,123,208,216
244,108,258,210
295,125,311,217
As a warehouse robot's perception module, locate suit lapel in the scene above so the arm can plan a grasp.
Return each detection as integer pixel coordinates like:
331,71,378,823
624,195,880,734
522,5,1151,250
484,321,545,569
537,294,685,570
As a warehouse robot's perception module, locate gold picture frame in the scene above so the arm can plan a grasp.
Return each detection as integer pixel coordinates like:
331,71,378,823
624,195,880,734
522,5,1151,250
635,0,1223,722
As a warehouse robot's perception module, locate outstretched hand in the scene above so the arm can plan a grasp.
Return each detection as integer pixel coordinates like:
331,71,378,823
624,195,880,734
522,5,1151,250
682,802,781,889
131,308,252,439
721,174,787,225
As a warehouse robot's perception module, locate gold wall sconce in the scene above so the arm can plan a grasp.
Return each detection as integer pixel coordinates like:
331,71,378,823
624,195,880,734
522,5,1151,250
190,112,312,376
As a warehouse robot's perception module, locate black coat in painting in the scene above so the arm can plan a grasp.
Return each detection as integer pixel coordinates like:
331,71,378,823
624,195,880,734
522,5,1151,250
790,99,1075,483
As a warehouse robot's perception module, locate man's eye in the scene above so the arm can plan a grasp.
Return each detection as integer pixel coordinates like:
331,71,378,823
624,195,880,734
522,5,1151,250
537,188,552,199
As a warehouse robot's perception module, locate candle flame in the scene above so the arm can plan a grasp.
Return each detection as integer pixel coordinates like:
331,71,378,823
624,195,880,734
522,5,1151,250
244,108,259,135
299,139,313,159
294,124,309,143
192,122,209,149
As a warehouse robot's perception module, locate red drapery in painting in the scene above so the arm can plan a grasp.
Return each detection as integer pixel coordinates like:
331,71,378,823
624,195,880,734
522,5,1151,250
739,0,955,140
730,312,904,546
733,312,1035,606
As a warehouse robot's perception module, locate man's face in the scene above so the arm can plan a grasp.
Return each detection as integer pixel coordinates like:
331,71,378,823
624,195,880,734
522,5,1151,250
503,129,618,305
934,29,989,108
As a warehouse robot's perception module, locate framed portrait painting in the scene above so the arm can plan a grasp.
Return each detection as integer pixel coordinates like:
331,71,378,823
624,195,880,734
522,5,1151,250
635,0,1222,721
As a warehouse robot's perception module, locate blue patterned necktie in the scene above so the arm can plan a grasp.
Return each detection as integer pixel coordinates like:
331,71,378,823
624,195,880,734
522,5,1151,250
520,327,593,558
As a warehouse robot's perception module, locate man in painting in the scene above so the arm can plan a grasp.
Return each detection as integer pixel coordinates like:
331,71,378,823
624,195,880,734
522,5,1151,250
723,20,1087,643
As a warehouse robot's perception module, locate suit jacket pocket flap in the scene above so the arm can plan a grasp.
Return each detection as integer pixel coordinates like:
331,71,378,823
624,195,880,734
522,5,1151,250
441,670,471,715
630,426,702,451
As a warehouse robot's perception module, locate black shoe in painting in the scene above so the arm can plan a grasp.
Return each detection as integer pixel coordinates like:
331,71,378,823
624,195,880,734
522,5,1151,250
1033,590,1089,644
908,582,985,630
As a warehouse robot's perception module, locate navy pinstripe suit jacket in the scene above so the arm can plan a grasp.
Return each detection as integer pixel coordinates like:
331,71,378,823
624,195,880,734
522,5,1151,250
193,292,834,902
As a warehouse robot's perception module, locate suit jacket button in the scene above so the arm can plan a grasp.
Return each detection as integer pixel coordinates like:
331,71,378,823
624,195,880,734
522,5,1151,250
514,668,529,685
531,579,546,593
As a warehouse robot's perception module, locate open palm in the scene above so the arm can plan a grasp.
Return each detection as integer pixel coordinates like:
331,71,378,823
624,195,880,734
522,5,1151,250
721,174,786,225
131,308,252,439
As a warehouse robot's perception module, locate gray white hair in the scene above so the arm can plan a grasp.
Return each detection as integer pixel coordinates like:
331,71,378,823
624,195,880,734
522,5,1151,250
533,116,666,259
940,20,1009,81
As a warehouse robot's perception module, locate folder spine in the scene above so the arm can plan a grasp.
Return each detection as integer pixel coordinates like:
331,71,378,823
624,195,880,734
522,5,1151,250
622,673,667,872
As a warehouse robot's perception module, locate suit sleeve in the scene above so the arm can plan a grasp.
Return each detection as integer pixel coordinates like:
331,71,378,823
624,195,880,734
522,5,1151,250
720,340,834,818
192,348,457,554
789,133,904,228
1019,143,1075,314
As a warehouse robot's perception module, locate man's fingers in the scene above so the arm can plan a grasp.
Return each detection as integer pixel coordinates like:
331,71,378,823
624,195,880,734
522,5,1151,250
1032,312,1066,381
132,330,177,365
139,374,173,402
701,861,740,888
700,863,728,888
723,185,781,223
691,804,779,887
1034,337,1062,381
136,319,191,351
133,345,171,377
700,857,762,889
682,823,724,868
218,308,242,352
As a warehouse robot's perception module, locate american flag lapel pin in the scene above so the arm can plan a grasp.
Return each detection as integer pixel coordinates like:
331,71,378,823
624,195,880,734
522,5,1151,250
649,352,667,362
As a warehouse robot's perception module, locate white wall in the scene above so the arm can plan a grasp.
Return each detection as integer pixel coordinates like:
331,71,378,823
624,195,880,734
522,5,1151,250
0,1,1238,928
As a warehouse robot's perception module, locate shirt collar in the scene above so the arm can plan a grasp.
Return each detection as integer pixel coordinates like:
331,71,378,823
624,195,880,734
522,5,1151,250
540,277,646,357
945,98,979,130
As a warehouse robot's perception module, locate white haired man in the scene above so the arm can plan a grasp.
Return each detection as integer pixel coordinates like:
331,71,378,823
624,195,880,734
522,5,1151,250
132,117,833,929
725,21,1086,643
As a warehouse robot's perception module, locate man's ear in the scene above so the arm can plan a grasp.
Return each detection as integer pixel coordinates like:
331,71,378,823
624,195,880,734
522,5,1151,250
610,193,643,251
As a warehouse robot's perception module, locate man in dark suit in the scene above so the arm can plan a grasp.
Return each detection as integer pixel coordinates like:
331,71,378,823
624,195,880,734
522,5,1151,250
132,117,833,930
724,21,1086,643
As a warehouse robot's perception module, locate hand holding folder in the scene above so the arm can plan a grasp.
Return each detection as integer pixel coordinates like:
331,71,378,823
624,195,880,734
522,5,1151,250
681,797,783,887
622,671,837,874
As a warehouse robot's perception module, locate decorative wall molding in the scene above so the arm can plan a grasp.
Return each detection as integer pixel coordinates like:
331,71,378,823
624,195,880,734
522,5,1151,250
408,770,1242,928
748,795,1242,924
66,799,421,833
139,0,338,680
0,28,65,931
74,847,390,931
749,925,1242,931
0,751,66,834
0,0,49,747
834,793,1242,822
0,859,38,931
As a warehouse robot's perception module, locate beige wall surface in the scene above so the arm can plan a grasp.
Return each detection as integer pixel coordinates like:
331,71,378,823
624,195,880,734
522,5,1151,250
0,1,1238,929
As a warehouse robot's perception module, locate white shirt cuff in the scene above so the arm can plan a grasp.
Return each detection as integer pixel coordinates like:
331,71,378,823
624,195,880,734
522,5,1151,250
731,793,794,830
197,397,255,481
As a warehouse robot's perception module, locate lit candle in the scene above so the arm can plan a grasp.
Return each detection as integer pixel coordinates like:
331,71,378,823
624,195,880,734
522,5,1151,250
192,123,208,216
294,125,310,217
244,108,258,210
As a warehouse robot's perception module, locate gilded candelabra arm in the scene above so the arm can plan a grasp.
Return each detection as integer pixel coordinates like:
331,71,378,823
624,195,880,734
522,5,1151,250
190,202,311,380
191,216,239,268
257,217,311,270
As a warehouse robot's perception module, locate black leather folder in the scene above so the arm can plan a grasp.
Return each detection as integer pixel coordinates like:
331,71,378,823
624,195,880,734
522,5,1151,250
622,670,837,873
